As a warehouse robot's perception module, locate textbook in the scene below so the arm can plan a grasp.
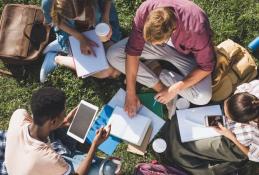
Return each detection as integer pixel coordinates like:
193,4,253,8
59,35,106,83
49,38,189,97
69,30,109,78
108,88,166,141
107,106,152,146
127,125,153,156
86,105,121,155
177,105,223,142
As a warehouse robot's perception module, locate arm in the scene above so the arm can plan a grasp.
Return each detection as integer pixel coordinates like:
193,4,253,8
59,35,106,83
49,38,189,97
102,0,112,23
124,55,141,117
156,68,212,104
75,125,111,175
215,123,249,156
58,20,98,56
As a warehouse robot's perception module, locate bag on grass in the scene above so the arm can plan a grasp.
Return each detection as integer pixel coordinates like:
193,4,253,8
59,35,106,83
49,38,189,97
211,39,258,102
133,161,188,175
0,4,50,64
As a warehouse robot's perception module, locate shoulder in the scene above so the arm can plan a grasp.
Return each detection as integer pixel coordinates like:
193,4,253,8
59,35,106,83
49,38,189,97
172,0,209,33
235,80,259,98
36,144,69,174
9,109,31,128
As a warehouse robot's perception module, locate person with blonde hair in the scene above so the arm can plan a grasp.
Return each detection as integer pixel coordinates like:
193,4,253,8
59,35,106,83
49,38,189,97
107,0,215,118
40,0,122,82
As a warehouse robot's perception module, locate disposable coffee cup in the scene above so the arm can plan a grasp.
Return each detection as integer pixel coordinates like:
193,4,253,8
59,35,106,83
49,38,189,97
176,98,190,110
152,138,167,153
95,23,111,42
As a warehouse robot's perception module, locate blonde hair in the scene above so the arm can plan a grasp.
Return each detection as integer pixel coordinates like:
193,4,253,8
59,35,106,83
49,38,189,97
51,0,96,26
143,7,176,43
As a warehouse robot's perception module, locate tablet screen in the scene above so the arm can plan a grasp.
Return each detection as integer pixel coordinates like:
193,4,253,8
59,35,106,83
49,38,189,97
68,102,98,140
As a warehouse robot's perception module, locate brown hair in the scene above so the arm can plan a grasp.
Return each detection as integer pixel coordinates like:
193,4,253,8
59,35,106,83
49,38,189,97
143,7,176,43
226,92,259,126
51,0,96,26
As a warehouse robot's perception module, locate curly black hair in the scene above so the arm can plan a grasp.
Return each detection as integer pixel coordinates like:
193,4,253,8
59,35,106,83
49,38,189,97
31,87,66,126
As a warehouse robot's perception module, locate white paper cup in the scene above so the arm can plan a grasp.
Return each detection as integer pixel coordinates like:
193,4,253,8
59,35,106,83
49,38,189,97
152,138,167,153
176,98,190,110
95,23,111,42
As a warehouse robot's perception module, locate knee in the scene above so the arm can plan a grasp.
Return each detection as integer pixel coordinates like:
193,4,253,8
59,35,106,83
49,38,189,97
106,38,127,68
106,45,120,67
192,90,212,105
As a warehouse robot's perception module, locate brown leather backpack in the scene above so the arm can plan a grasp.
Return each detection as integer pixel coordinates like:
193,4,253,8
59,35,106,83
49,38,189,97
211,39,258,102
0,4,50,64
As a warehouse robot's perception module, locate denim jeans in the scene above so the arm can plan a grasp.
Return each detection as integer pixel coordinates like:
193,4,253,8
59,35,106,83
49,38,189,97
63,152,118,175
41,0,122,52
50,129,118,175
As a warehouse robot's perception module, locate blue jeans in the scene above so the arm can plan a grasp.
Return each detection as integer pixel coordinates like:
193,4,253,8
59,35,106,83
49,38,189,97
41,0,122,52
63,151,118,175
50,129,118,175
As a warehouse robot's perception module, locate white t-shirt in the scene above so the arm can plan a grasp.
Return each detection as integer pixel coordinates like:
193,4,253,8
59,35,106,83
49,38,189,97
5,109,71,175
167,38,175,48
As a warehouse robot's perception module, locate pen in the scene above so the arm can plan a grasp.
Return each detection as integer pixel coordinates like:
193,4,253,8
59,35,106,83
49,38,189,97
153,98,157,107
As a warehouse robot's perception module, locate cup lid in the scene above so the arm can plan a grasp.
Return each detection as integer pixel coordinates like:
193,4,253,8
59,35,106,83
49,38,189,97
152,138,167,153
95,23,110,36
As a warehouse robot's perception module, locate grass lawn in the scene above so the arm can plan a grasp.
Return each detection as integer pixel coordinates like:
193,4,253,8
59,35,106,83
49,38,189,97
0,0,259,174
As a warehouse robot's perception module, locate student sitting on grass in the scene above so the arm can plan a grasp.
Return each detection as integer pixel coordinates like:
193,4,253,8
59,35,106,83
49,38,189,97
107,0,215,118
162,80,259,175
4,87,118,175
40,0,122,83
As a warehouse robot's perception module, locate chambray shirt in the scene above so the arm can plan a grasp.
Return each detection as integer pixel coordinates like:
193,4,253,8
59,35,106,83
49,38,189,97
125,0,215,71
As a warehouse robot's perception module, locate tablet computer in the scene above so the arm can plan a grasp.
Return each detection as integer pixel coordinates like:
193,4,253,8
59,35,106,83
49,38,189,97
67,100,99,143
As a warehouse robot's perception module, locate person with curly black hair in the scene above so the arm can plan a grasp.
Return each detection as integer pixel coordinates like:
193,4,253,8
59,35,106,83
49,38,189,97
4,87,116,175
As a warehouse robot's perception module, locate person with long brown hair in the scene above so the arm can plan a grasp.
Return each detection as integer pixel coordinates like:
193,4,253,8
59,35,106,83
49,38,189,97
161,80,259,174
40,0,121,83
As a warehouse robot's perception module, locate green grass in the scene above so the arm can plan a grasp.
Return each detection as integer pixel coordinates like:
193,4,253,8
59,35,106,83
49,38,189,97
0,0,259,174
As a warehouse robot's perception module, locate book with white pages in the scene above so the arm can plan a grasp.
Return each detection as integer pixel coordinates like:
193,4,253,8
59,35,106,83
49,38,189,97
69,30,109,78
177,105,223,143
107,106,152,146
107,88,165,142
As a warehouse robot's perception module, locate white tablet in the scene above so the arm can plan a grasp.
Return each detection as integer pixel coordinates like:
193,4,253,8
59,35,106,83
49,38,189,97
67,100,99,143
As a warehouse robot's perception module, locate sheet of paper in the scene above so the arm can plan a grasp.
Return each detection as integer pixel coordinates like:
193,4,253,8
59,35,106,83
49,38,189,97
108,88,165,142
177,105,222,142
69,30,109,78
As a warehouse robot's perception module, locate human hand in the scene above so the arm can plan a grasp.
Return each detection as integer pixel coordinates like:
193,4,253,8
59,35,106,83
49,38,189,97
124,93,141,117
155,86,178,104
93,125,111,146
61,106,78,128
80,37,98,56
214,123,236,141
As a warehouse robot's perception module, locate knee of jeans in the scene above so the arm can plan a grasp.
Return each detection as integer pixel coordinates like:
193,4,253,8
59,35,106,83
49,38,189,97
192,90,212,105
106,45,120,67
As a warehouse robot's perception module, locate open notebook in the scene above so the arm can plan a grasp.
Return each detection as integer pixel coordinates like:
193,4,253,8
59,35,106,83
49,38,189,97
107,106,152,146
177,105,223,142
69,30,109,78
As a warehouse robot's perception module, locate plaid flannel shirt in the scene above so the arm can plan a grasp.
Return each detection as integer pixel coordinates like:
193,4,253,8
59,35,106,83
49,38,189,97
0,131,7,175
227,120,259,162
226,79,259,162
